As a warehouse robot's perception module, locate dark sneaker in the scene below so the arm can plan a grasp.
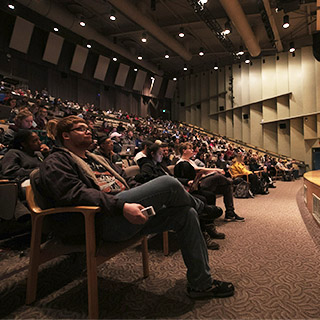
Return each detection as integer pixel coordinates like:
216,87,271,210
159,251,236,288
269,183,276,188
206,225,226,239
202,232,220,250
201,205,223,221
187,279,235,299
225,212,245,222
234,213,245,222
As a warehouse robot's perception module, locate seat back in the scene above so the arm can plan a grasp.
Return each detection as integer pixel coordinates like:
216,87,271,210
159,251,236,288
0,181,18,220
124,165,140,178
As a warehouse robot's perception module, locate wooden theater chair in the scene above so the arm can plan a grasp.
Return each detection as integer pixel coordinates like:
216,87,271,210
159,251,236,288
25,174,149,319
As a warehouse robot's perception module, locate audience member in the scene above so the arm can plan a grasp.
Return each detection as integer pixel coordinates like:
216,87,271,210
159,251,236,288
34,116,235,299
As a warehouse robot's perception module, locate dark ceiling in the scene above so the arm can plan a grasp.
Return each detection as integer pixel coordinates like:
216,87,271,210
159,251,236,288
7,0,320,79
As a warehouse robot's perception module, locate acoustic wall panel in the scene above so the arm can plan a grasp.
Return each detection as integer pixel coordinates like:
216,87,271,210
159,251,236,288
70,45,88,74
150,76,162,96
165,79,176,99
133,70,147,91
9,17,34,54
43,32,64,65
94,55,110,81
115,63,130,87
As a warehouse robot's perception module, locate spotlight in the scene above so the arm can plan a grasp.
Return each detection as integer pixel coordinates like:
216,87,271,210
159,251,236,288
8,2,15,10
86,43,92,49
173,77,177,81
199,0,208,4
134,68,138,72
112,57,117,62
289,41,295,53
237,45,244,56
199,47,204,56
245,55,250,64
179,27,185,38
137,55,143,60
214,63,219,70
283,15,289,29
110,9,116,21
79,20,86,27
141,32,147,43
53,27,59,32
164,51,170,59
183,64,188,71
222,21,232,35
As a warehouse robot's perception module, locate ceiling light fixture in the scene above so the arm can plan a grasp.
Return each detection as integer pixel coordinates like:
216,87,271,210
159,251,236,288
289,41,295,53
141,32,147,43
283,15,289,29
8,2,15,10
245,55,250,64
53,27,59,32
199,47,204,56
236,45,244,56
222,21,232,36
110,9,116,21
86,43,92,49
137,55,143,60
179,27,185,38
183,64,188,71
79,19,86,27
214,63,219,70
112,57,117,62
173,77,177,81
164,51,170,59
134,68,138,72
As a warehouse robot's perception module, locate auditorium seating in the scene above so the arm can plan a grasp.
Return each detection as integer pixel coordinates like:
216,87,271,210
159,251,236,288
25,170,149,319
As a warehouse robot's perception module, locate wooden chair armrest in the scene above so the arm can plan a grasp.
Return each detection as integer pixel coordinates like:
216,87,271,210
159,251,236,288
32,206,100,215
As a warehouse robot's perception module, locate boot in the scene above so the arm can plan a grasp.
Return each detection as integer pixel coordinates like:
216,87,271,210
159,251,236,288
206,223,225,239
202,231,220,250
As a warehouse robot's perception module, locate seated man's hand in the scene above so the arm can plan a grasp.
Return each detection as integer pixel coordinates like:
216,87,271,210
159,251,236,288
40,144,50,153
123,203,148,224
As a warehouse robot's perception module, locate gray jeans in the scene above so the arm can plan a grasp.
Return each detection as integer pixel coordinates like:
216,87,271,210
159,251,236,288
100,175,212,291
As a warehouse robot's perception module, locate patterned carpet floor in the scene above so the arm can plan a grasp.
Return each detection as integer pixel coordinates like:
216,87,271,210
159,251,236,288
0,179,319,319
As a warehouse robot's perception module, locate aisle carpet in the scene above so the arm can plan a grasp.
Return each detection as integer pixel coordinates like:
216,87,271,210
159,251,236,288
0,179,319,319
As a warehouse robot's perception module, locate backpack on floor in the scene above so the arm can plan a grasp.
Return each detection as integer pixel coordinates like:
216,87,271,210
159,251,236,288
234,180,252,198
253,178,269,194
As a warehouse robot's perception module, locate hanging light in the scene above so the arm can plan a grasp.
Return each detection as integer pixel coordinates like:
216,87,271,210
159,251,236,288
173,77,177,81
86,42,92,49
53,27,59,32
164,51,170,59
141,32,147,43
183,64,188,71
137,55,143,60
79,18,86,27
112,57,117,62
199,47,204,56
283,15,289,29
214,63,219,70
178,27,185,38
110,9,116,21
237,45,244,56
245,55,250,64
289,41,295,53
134,68,138,72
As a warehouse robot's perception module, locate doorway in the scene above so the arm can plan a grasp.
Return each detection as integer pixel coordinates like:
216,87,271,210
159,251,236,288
312,148,320,170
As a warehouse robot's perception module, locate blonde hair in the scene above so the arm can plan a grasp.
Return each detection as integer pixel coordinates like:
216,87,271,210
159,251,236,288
46,118,59,140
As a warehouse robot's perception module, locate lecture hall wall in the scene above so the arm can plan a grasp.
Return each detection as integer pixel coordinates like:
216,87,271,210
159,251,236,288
173,46,320,168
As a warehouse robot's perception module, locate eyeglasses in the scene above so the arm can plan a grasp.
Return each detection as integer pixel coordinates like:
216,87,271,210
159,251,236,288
70,126,92,133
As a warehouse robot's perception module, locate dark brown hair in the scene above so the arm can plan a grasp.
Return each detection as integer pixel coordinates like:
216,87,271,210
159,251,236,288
56,115,86,144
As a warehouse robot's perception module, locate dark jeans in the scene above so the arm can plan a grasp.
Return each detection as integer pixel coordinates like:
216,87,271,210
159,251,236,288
100,176,212,291
199,173,235,214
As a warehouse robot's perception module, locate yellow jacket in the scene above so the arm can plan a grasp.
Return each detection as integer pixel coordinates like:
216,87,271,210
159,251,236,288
230,161,252,176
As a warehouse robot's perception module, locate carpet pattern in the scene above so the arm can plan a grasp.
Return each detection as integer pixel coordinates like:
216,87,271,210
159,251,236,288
0,179,319,319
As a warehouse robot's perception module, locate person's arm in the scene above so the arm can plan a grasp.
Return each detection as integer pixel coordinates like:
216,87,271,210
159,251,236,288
1,150,35,181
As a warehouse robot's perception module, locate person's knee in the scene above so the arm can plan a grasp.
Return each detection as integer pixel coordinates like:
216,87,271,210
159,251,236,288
156,175,182,189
